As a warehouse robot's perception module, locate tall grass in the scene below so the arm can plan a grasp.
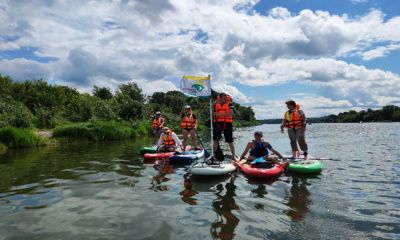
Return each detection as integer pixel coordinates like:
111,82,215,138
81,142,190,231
0,127,46,148
53,121,138,142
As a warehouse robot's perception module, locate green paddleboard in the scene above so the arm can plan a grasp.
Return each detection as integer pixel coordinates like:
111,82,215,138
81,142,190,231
139,146,157,153
287,158,322,174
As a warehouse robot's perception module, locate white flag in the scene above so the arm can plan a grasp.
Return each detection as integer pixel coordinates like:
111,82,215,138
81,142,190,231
180,75,211,98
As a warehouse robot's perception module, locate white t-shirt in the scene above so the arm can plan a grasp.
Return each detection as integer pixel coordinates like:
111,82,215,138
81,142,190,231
157,132,182,147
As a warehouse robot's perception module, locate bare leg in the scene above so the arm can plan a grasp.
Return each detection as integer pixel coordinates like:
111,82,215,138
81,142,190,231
228,142,236,160
153,133,158,146
189,129,198,149
182,129,189,152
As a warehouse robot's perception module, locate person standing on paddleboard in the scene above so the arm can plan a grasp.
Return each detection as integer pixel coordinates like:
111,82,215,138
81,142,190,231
157,127,183,152
181,105,199,152
233,131,288,167
148,110,164,146
213,92,238,161
281,100,308,159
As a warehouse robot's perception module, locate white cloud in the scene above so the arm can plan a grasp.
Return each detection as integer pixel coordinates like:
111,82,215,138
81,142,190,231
362,44,400,60
0,58,53,82
0,1,400,117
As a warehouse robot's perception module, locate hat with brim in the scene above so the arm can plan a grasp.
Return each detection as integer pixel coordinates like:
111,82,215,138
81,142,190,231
254,131,263,136
156,111,161,115
184,105,191,109
162,127,170,132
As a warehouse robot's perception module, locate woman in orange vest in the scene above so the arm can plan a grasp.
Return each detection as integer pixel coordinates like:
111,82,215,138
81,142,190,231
280,100,308,158
181,106,199,152
213,92,238,161
148,110,164,146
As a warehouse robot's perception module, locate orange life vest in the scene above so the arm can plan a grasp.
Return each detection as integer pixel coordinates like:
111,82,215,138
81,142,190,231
152,117,163,129
284,109,303,129
162,131,176,147
215,103,233,123
181,110,196,129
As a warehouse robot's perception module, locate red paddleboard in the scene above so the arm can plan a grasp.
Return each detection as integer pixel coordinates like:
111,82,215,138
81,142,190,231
143,146,191,159
240,163,283,178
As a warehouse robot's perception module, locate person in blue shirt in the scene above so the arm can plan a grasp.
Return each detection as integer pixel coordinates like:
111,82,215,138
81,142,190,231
233,131,288,168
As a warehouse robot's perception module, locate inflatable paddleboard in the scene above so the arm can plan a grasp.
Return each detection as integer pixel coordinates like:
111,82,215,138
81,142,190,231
188,159,236,176
143,146,191,159
139,146,157,153
240,163,283,178
284,155,322,174
169,148,204,162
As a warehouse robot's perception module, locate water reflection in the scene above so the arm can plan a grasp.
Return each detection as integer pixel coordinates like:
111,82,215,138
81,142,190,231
210,174,240,240
284,175,313,222
150,159,174,192
180,172,199,205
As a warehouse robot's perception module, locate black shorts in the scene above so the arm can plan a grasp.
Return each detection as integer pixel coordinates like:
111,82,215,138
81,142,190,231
213,122,233,142
181,128,195,132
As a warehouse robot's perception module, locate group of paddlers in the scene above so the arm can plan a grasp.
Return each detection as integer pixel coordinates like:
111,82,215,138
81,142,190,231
149,92,308,167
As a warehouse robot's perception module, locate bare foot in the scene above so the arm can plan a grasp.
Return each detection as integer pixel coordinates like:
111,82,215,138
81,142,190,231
232,160,240,168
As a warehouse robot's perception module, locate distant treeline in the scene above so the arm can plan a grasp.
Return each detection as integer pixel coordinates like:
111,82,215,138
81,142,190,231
257,106,400,124
0,73,258,132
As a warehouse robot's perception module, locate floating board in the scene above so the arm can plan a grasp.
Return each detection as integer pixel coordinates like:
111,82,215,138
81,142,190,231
284,155,322,174
139,146,157,154
188,158,236,176
143,146,191,159
240,163,283,178
169,148,204,162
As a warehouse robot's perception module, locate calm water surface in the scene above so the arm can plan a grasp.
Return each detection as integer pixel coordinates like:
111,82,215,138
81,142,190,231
0,123,399,239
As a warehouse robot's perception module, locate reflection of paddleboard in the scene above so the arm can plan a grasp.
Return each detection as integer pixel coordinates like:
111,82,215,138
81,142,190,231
144,146,191,159
284,155,322,174
188,158,236,176
191,174,231,192
169,148,204,161
240,163,283,178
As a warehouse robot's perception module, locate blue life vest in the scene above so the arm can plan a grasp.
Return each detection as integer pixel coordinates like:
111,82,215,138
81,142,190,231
249,140,268,157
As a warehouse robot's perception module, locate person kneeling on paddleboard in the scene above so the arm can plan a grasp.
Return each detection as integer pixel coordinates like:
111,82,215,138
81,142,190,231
157,127,183,152
232,131,289,168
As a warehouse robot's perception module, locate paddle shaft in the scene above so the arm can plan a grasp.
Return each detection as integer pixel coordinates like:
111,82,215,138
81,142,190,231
187,112,211,158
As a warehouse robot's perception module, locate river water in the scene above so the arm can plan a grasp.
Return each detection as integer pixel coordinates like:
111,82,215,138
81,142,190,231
0,123,399,240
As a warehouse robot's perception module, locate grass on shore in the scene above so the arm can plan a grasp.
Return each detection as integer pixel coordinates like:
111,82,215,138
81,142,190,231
52,121,149,143
0,127,47,148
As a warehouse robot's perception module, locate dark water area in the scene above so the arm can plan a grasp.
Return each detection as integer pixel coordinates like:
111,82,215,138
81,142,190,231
0,123,399,239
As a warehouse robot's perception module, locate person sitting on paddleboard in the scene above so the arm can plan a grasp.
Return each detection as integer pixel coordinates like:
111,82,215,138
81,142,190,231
232,131,289,168
181,105,199,152
148,110,164,146
157,127,183,152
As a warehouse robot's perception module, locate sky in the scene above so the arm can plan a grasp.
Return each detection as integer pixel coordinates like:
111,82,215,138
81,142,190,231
1,0,400,119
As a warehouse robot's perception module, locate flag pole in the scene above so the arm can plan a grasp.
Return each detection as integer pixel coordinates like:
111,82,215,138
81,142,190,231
209,74,213,159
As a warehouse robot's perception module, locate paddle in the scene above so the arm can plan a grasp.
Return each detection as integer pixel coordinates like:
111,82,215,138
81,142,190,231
286,157,333,160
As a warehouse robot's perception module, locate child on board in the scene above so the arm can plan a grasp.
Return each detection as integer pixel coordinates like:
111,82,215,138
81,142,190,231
181,105,199,152
232,131,288,167
148,110,164,146
157,127,183,152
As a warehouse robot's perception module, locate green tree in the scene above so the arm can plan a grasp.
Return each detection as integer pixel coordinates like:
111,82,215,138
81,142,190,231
92,85,113,100
115,82,146,103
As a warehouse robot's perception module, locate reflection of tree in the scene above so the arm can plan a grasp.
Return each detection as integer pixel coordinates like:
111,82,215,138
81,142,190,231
149,159,174,192
179,173,199,205
210,174,240,240
284,177,312,222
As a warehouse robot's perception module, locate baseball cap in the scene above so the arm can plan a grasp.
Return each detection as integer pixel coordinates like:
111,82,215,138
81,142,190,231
162,127,170,132
254,131,263,136
184,105,191,109
156,111,161,115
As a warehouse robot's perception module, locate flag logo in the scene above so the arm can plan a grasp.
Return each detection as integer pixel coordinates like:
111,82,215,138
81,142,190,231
192,80,204,92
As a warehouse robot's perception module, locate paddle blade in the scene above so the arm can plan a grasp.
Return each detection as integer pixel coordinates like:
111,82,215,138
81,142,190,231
204,148,211,158
215,143,224,161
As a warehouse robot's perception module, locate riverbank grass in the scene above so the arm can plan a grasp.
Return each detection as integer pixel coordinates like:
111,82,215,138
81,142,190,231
52,121,139,142
0,127,47,148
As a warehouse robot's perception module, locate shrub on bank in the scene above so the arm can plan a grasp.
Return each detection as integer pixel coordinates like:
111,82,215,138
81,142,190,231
52,121,138,142
0,127,46,148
